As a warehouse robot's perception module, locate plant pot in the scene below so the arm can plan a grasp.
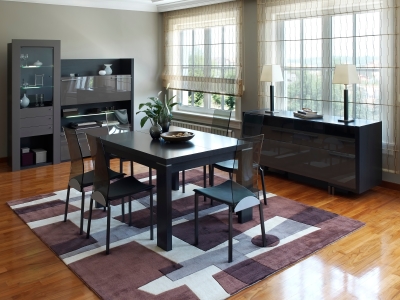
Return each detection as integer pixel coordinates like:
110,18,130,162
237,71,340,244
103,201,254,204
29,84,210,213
160,121,170,133
149,123,162,139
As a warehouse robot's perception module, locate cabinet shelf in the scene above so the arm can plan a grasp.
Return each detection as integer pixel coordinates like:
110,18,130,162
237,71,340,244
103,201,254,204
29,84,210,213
64,111,113,118
21,65,54,69
21,85,53,90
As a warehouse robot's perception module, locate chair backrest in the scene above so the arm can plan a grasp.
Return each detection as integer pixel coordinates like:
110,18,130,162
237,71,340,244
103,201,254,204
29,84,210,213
63,127,84,182
232,134,264,201
242,112,264,138
86,132,98,165
92,137,111,200
211,109,232,136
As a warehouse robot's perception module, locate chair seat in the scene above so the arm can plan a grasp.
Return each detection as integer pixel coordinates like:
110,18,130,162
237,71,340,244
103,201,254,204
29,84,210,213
108,176,155,200
72,169,124,188
193,180,255,206
214,159,237,173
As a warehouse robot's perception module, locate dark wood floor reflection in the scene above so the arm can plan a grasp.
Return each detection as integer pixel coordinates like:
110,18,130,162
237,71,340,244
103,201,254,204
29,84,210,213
1,159,399,299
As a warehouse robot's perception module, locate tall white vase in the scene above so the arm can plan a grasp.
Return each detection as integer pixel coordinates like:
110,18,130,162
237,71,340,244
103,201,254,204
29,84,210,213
104,64,112,75
20,93,29,108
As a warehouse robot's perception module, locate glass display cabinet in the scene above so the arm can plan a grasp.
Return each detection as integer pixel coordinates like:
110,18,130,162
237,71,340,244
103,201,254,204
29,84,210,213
7,39,61,171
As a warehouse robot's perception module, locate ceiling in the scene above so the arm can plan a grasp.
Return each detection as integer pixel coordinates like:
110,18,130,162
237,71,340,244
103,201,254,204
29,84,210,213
1,0,234,12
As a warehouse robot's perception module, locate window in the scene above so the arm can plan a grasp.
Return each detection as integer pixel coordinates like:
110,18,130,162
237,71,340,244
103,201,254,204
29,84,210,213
163,1,243,117
282,12,381,119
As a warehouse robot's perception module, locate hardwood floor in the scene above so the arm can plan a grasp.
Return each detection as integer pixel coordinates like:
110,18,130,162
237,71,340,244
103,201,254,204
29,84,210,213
1,159,400,299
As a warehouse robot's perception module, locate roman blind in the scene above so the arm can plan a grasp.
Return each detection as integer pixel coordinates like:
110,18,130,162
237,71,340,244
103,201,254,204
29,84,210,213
162,1,243,96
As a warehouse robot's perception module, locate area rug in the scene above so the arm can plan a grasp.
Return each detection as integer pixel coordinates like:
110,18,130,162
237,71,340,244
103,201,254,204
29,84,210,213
7,168,364,299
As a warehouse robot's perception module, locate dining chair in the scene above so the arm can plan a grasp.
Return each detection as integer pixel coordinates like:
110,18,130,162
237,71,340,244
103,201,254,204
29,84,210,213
211,112,268,205
105,109,134,175
63,127,125,235
181,109,232,193
193,134,267,262
86,136,155,254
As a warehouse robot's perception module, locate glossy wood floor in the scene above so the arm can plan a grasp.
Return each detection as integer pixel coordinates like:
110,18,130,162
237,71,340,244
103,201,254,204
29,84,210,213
1,159,400,299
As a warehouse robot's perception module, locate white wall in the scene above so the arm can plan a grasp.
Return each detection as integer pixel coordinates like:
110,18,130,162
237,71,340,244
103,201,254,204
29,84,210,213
0,1,163,158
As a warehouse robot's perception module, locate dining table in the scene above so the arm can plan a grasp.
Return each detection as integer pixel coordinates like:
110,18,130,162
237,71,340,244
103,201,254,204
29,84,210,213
99,126,248,251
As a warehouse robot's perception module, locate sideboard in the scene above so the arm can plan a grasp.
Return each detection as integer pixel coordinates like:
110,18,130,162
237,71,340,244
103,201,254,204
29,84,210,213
251,110,382,194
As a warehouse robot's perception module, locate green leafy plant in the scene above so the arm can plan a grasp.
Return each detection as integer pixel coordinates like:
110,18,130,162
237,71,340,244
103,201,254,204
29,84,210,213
136,89,178,128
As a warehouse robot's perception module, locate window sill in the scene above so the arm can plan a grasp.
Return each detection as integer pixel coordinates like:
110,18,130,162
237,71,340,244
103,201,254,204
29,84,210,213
172,110,242,130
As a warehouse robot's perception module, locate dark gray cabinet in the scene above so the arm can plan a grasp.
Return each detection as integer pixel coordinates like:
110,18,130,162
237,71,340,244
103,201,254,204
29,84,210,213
7,39,61,171
60,59,134,161
253,110,382,194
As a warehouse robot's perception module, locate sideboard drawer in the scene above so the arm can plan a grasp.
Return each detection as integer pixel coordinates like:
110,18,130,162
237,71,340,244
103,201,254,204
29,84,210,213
20,116,53,128
20,125,53,137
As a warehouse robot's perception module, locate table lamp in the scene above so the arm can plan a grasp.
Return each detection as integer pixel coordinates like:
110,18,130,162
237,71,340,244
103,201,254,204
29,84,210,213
260,65,283,114
332,64,360,123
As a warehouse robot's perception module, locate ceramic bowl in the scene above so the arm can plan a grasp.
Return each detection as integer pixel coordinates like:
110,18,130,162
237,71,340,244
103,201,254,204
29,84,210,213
33,60,43,66
161,131,195,142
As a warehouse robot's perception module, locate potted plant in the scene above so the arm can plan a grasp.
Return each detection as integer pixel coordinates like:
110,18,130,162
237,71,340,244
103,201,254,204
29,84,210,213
136,91,163,139
159,89,178,132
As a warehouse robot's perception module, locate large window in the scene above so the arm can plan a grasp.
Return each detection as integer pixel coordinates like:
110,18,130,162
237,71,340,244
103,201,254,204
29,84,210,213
282,12,381,119
163,1,242,117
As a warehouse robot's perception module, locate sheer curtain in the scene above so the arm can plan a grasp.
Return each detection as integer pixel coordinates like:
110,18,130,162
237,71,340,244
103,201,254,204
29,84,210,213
258,0,400,174
162,1,243,97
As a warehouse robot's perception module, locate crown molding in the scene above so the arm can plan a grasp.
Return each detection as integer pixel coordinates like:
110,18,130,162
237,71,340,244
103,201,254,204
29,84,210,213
1,0,235,12
1,0,158,12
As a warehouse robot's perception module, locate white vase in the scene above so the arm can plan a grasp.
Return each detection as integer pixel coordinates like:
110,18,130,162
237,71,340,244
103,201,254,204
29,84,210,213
20,93,30,108
104,64,112,75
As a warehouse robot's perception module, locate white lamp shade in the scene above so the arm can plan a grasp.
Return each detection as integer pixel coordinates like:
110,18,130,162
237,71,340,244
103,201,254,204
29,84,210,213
332,64,360,85
260,65,283,83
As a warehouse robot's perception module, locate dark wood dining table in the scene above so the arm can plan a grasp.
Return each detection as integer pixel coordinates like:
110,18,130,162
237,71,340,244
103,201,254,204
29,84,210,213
99,126,239,251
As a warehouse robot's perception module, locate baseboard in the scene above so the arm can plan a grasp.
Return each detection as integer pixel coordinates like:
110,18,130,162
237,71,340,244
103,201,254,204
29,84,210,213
380,181,400,191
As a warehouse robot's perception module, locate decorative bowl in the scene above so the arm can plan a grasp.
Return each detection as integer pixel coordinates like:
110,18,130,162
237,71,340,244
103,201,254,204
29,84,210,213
99,70,106,76
33,60,42,66
161,131,195,142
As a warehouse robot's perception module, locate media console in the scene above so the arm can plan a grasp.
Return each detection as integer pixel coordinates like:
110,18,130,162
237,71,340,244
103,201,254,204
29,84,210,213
252,110,382,194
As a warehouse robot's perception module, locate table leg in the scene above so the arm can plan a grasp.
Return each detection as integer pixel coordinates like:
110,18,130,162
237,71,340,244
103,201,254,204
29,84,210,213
156,164,173,251
171,172,179,191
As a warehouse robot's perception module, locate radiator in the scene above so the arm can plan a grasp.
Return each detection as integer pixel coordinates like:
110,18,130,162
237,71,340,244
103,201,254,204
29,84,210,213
170,120,234,137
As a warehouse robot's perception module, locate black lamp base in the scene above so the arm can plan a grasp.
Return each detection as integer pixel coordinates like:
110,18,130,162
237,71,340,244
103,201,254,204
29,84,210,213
338,118,354,123
265,85,278,114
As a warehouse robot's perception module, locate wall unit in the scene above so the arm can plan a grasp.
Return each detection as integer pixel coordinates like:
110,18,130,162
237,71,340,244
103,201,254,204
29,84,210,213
253,110,382,194
60,59,134,161
7,39,61,171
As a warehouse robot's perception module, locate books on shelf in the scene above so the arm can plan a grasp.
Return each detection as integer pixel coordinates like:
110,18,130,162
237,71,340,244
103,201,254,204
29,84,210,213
293,111,323,119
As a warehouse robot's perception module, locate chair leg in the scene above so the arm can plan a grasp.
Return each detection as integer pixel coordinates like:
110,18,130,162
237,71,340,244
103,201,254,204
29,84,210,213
259,167,267,205
106,204,111,255
203,165,207,187
228,207,233,263
79,191,85,235
150,190,154,240
182,170,185,193
259,204,266,247
119,158,123,174
64,186,71,222
121,197,125,223
128,197,132,227
194,193,199,245
209,164,214,186
130,161,134,176
86,198,94,239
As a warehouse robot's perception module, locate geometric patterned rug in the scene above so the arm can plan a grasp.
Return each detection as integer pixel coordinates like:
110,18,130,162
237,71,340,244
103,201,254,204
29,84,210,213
7,168,364,299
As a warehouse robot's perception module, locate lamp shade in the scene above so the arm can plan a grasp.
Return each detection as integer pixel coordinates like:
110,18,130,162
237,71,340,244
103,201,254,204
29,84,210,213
332,64,360,85
260,65,283,83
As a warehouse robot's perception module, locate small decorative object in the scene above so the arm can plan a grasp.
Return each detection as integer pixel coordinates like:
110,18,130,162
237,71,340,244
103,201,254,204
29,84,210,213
34,74,44,86
20,93,29,108
35,94,39,107
161,131,195,142
260,64,284,114
39,94,44,106
332,64,360,123
20,54,28,66
99,70,106,76
33,60,42,66
149,123,163,139
22,78,29,88
70,73,75,77
104,64,112,75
